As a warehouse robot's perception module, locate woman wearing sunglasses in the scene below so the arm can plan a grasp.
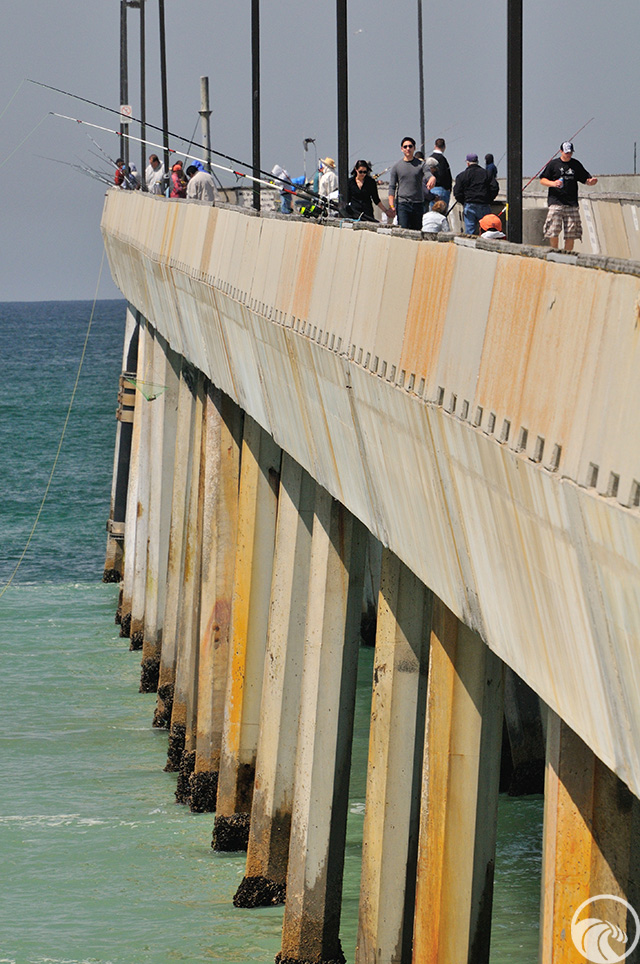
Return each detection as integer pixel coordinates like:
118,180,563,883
347,160,392,222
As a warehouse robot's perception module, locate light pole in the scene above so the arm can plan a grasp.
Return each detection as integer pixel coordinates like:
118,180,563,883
507,0,523,243
252,0,260,211
119,0,129,165
417,0,425,154
337,0,349,213
158,0,170,187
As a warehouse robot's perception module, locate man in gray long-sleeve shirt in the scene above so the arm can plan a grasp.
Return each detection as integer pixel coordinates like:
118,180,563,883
388,137,434,230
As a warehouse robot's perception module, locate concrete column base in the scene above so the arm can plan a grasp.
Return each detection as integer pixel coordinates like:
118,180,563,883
211,812,251,852
129,629,143,651
275,946,345,964
102,565,122,584
189,769,218,813
233,874,286,908
175,749,195,805
119,611,131,638
153,682,173,729
139,654,160,693
165,722,185,772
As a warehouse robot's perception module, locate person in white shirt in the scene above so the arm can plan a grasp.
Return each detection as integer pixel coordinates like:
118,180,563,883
422,199,450,233
319,157,338,197
145,154,165,194
186,165,216,203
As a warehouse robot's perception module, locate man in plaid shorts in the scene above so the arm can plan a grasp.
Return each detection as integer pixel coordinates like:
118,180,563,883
540,141,598,251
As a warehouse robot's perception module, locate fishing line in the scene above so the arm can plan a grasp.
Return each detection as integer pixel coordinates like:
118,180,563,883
0,78,25,122
0,112,49,170
0,251,106,600
29,79,320,200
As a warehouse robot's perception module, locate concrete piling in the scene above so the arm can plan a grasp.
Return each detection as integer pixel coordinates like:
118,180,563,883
412,598,504,964
139,339,180,693
167,373,205,779
119,311,147,640
234,455,316,907
212,416,282,851
190,389,243,813
278,492,366,964
356,550,431,964
153,361,198,729
103,306,138,585
540,711,640,963
129,323,155,651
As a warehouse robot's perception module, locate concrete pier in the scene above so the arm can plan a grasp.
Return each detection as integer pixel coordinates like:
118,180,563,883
279,492,366,964
212,416,281,850
190,389,243,813
234,455,315,906
356,550,431,964
101,193,640,964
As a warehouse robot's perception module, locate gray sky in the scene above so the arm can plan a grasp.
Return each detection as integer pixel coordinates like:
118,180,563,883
1,0,638,301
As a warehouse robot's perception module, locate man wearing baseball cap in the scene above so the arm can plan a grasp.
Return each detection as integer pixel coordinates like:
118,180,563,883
539,142,598,251
453,153,500,235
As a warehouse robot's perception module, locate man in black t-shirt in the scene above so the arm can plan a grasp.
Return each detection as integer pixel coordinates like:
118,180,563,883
540,141,598,251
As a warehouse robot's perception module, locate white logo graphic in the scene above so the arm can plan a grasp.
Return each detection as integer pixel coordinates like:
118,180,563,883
571,895,639,963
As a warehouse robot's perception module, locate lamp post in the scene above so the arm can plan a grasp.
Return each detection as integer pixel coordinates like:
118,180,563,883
119,0,129,166
336,0,349,213
252,0,260,211
417,0,425,155
507,0,523,243
158,0,170,187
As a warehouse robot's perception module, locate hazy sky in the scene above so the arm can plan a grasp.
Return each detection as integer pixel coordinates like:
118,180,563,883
1,0,638,300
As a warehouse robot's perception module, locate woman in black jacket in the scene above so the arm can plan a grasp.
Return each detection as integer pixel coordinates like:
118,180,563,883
347,161,391,222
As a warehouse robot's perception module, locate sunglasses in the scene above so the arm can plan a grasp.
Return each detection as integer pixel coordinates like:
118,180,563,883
402,144,414,150
356,168,368,173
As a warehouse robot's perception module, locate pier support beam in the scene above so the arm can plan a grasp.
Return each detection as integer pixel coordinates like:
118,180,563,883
103,306,138,584
540,711,640,964
120,312,148,640
279,492,366,964
153,361,198,729
140,339,180,692
167,374,205,781
356,551,431,964
190,389,243,813
212,417,282,850
412,598,504,964
234,456,315,906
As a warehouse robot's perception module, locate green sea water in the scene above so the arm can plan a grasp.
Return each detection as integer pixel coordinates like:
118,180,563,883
0,300,542,964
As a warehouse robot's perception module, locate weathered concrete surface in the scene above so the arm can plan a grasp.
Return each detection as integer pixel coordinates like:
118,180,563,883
212,416,281,849
541,711,640,963
102,192,640,798
191,388,243,813
356,551,430,964
280,492,366,964
235,455,315,905
413,598,504,964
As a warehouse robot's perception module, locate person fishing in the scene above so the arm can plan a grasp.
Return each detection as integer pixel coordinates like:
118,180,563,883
539,141,598,251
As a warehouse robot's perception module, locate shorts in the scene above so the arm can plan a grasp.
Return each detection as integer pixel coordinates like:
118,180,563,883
543,204,582,240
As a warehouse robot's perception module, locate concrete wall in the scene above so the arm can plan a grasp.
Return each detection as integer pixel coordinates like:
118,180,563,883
101,191,640,799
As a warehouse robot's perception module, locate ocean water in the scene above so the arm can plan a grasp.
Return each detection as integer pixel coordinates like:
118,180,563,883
0,300,542,964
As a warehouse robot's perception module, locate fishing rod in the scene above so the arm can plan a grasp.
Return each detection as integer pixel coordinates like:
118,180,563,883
522,117,595,191
29,79,321,202
35,153,113,186
51,111,305,201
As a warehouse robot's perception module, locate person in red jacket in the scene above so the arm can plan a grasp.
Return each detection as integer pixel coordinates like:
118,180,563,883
170,162,187,198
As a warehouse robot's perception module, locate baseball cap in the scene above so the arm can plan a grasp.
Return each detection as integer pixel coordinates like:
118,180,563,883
561,141,574,153
479,214,503,232
466,153,478,163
